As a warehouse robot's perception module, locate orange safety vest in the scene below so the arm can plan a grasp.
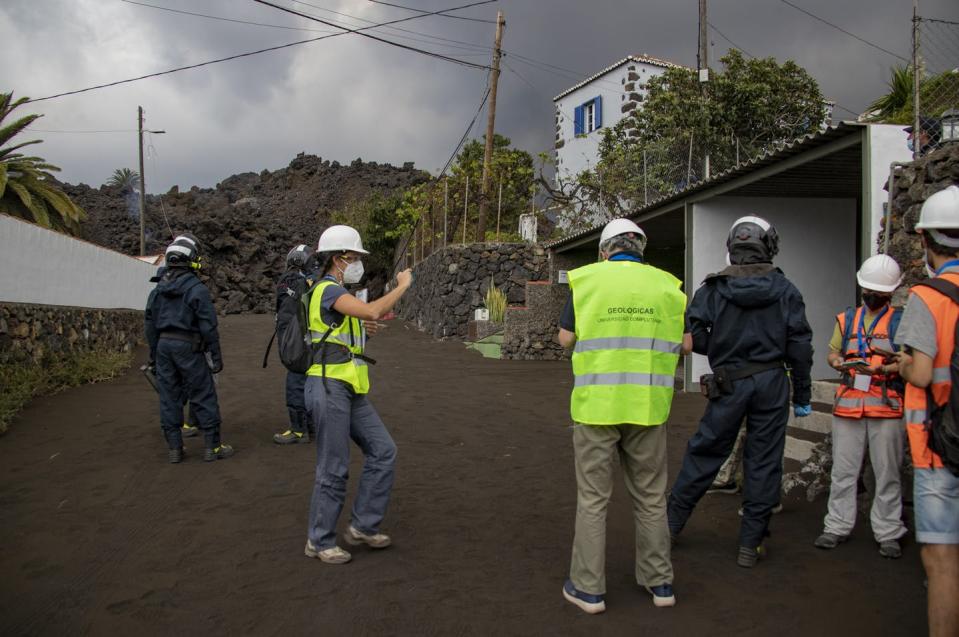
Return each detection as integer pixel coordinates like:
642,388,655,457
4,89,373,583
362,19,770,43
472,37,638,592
903,271,959,469
833,306,903,419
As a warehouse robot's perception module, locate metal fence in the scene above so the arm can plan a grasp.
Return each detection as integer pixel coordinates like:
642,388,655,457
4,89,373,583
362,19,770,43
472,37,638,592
913,15,959,158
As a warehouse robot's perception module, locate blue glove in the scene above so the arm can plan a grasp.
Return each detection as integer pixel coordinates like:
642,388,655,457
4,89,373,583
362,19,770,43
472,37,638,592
794,404,812,417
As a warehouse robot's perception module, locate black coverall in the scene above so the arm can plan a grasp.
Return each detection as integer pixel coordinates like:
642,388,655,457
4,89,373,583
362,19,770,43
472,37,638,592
667,264,813,549
145,268,224,450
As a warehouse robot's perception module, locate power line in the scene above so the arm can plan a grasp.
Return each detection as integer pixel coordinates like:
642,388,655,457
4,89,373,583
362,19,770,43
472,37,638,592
287,0,494,53
252,0,491,70
122,0,493,56
776,0,909,63
31,128,137,133
118,0,334,32
392,84,491,273
367,0,497,24
27,0,492,102
707,21,756,59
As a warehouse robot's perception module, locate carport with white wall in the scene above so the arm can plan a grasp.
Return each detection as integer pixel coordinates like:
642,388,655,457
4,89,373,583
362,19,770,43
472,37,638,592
547,122,911,389
542,123,911,466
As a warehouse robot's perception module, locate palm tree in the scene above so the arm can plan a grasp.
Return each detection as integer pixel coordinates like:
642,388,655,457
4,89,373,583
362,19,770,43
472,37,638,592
0,91,85,234
107,167,140,193
864,65,913,122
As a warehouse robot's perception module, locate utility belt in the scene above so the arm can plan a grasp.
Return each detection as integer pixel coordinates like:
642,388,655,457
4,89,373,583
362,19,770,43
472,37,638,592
838,371,904,405
159,329,204,352
700,360,785,400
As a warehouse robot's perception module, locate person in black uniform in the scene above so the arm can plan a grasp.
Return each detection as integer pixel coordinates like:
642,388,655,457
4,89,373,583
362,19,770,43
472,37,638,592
273,243,316,445
667,216,813,567
145,236,233,463
149,233,201,440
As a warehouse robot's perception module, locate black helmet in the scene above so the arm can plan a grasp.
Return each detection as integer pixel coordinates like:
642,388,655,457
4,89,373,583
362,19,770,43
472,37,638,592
165,236,201,269
286,243,314,270
727,216,779,264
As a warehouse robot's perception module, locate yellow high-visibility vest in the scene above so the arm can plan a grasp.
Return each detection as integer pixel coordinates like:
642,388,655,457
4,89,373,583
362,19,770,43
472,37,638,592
307,280,370,394
568,259,686,425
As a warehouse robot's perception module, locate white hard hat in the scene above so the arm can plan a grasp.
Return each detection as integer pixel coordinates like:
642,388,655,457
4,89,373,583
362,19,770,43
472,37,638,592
916,185,959,230
600,218,646,244
917,185,959,248
317,225,369,254
857,254,902,292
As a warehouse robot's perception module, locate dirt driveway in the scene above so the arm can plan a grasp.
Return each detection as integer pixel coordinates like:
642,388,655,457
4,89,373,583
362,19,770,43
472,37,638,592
0,315,927,635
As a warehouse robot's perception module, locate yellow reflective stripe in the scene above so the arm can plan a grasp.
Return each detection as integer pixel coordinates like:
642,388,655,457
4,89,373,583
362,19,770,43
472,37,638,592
933,366,952,384
574,336,682,354
574,372,674,388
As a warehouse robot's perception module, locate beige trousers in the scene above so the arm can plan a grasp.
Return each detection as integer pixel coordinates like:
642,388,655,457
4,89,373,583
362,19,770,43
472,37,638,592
569,423,673,595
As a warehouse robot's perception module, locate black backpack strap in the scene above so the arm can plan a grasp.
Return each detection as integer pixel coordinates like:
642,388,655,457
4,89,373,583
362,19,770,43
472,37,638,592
916,278,959,305
888,307,903,352
261,330,276,369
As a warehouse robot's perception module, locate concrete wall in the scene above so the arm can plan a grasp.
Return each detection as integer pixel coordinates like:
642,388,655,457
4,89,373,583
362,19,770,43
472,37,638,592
689,196,858,383
865,124,912,256
0,214,156,309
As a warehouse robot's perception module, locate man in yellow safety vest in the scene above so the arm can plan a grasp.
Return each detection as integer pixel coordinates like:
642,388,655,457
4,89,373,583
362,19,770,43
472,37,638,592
558,218,691,615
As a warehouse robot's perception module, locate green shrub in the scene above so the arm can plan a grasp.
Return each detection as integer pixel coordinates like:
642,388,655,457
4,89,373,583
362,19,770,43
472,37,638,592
0,350,132,434
484,277,508,324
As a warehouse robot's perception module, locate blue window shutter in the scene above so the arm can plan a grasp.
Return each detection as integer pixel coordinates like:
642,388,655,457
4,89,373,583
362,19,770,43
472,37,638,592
574,105,584,135
594,96,603,129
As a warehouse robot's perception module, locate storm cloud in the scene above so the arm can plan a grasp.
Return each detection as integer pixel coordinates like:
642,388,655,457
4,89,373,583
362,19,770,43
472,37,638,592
2,0,956,192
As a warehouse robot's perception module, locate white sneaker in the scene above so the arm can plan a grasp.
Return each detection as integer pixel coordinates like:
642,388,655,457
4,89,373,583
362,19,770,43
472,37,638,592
304,540,352,564
345,526,392,549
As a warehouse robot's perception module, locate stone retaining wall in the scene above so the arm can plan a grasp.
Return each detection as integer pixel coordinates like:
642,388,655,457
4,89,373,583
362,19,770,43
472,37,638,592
0,303,142,366
883,143,959,296
397,243,548,339
502,282,570,361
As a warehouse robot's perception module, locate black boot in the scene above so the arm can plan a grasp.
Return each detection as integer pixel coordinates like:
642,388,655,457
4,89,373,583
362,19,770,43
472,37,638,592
273,409,309,444
163,427,184,463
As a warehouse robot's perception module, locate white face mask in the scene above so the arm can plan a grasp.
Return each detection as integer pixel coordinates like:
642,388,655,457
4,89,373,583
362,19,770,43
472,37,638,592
924,250,936,278
341,259,364,284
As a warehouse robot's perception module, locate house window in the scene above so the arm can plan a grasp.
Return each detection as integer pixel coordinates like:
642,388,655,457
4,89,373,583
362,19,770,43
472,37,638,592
574,96,603,135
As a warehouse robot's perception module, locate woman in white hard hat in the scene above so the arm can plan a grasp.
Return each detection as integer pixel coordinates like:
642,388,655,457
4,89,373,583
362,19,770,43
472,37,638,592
303,225,413,564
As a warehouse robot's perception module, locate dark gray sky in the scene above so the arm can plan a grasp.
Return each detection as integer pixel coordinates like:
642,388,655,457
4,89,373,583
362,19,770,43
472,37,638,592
3,0,956,192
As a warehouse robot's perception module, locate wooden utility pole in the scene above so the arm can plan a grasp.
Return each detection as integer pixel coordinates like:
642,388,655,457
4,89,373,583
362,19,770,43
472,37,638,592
698,0,707,73
138,106,146,256
476,10,505,242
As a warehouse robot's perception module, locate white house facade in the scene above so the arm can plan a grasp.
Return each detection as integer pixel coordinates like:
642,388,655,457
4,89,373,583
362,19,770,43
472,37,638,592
553,55,686,184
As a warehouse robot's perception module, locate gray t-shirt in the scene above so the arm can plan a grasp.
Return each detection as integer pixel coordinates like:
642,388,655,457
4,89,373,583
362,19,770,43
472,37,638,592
895,295,938,357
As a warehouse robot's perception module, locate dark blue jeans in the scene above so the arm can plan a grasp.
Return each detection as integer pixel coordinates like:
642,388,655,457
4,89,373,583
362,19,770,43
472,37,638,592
305,377,397,549
667,368,789,548
156,338,221,449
